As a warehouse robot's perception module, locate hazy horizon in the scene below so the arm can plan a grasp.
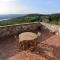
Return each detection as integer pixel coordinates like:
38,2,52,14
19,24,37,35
0,13,60,15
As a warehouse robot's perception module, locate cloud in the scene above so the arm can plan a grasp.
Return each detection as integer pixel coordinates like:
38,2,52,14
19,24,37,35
0,0,29,14
0,0,59,14
0,0,15,2
0,0,37,14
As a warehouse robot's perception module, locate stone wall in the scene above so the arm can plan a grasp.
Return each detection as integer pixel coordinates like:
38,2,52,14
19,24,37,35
0,22,41,37
40,22,60,36
0,22,60,37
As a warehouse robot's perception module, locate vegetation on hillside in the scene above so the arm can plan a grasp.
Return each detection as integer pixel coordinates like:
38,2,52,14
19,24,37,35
0,13,60,26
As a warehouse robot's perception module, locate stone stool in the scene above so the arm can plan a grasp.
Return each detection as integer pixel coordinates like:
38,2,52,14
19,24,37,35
17,32,40,51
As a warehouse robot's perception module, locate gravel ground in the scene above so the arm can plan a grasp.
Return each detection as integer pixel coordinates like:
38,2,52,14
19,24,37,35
0,30,60,60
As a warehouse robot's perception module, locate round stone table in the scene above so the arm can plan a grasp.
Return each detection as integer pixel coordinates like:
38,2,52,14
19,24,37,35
18,32,40,51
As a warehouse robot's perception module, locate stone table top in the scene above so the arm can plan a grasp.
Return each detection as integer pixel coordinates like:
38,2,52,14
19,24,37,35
19,32,40,42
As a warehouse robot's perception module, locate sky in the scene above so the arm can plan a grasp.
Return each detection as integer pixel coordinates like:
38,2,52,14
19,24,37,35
0,0,60,14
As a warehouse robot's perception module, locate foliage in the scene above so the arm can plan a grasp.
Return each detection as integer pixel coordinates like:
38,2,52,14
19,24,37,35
0,13,60,26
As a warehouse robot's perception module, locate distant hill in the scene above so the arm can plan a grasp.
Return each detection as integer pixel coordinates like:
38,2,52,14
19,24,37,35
0,14,25,20
0,13,60,26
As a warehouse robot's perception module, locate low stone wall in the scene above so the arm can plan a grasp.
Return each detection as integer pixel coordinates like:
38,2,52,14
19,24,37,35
40,22,60,36
0,22,41,37
0,22,60,37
